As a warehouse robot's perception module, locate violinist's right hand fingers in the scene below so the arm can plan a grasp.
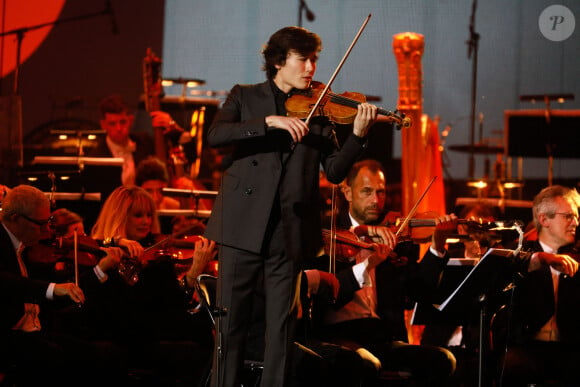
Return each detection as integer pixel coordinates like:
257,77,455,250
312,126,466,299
54,283,85,304
98,247,124,271
266,115,309,142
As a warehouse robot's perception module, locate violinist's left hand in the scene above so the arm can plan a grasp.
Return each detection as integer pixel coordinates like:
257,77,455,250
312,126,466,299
352,103,378,137
356,225,397,248
117,238,145,259
97,246,125,272
534,252,579,277
185,237,217,287
432,213,458,255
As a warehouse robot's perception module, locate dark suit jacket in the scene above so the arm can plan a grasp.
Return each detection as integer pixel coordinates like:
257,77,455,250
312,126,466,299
507,241,580,345
204,81,366,262
87,132,155,167
0,224,51,333
316,213,448,343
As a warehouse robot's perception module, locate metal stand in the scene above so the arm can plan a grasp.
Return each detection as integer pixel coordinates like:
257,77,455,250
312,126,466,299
0,4,114,170
466,0,480,180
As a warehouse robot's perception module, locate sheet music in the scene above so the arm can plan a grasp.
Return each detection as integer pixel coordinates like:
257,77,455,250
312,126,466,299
436,248,515,311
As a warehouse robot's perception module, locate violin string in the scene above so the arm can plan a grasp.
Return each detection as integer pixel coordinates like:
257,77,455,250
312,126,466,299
327,92,402,124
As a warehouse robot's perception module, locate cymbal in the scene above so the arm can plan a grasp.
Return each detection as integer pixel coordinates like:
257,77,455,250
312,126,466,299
448,143,504,154
162,77,206,87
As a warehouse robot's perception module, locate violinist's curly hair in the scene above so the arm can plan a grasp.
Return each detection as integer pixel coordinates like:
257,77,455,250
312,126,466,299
533,184,580,232
262,26,322,80
91,185,160,242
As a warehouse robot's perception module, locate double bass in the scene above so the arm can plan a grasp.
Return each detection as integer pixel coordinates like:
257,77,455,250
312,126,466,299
143,48,187,179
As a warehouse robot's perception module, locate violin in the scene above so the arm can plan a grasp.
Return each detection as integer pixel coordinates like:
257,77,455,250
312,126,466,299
378,214,501,244
24,234,105,283
286,81,411,129
321,228,413,268
114,233,218,285
26,235,105,266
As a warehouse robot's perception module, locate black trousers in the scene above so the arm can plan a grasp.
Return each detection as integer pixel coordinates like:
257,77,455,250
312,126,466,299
497,340,580,387
212,219,300,387
0,329,126,387
319,318,456,386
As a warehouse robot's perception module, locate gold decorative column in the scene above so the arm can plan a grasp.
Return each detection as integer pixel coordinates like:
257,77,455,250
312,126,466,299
393,32,445,217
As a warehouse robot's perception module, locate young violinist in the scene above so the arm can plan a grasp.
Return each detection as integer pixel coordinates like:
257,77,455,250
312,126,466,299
312,159,457,386
203,26,378,387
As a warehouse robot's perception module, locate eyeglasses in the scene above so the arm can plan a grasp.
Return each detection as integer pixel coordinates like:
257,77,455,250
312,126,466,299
553,212,579,222
20,213,54,227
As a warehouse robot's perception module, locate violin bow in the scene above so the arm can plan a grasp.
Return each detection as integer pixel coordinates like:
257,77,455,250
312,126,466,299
395,176,437,238
328,184,338,275
305,14,372,125
73,230,79,286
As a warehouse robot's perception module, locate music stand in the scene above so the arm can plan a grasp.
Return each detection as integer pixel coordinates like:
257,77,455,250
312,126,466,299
31,156,123,201
417,248,516,387
504,109,580,186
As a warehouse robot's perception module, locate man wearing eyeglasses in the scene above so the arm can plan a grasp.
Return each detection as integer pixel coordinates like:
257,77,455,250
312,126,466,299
495,185,580,386
0,185,115,385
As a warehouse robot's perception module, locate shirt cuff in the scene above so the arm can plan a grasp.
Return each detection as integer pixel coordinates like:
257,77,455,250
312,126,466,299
94,265,109,283
429,245,446,258
46,283,56,300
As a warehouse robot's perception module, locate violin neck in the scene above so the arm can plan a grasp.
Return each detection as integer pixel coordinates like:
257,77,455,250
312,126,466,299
407,219,436,228
328,93,399,122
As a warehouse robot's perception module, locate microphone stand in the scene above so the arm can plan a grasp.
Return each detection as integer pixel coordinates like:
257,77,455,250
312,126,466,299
466,0,480,180
0,4,113,169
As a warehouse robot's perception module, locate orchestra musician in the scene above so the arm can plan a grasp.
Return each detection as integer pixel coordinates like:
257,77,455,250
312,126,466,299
88,94,189,186
312,159,457,386
203,26,378,387
494,185,580,386
0,185,125,386
88,185,217,384
136,156,181,211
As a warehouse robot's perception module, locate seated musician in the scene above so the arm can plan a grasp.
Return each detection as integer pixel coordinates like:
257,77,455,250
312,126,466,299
89,185,217,384
0,185,126,386
136,156,209,236
493,185,580,386
136,156,181,210
310,159,456,386
24,207,125,291
88,94,191,186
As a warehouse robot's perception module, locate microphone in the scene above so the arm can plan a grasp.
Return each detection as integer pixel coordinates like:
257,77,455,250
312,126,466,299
105,0,119,35
301,0,316,21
